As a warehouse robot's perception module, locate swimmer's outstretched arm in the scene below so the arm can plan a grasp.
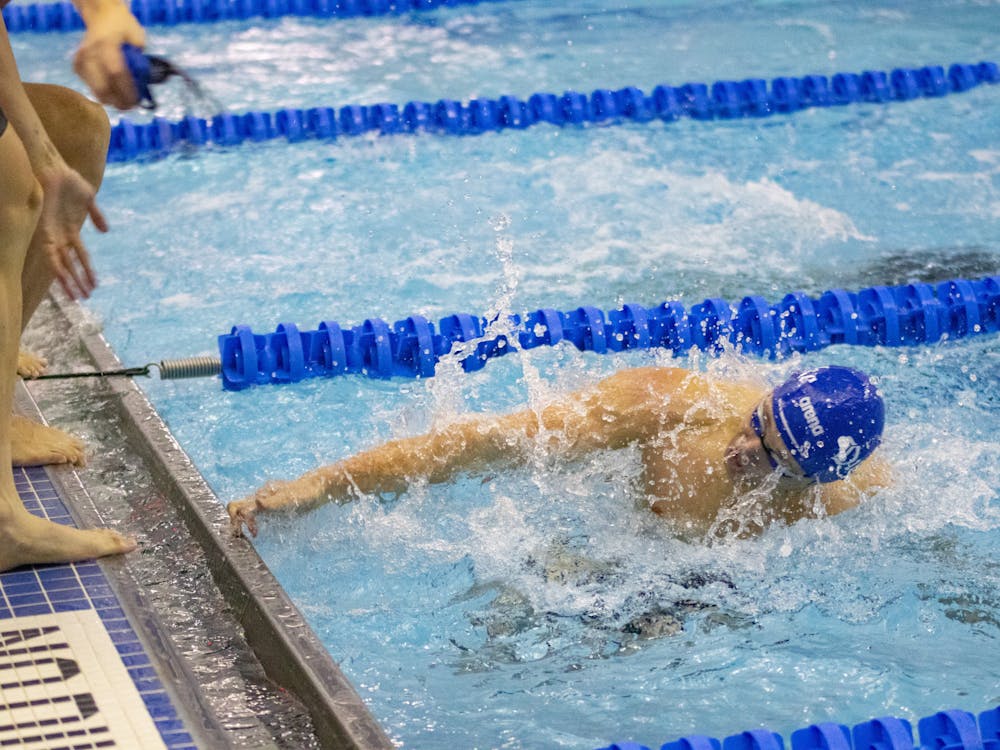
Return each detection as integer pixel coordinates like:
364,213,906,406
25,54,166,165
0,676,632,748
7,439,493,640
228,366,689,536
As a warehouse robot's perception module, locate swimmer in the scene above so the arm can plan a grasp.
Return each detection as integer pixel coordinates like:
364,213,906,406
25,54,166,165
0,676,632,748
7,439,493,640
229,365,890,539
1,13,137,570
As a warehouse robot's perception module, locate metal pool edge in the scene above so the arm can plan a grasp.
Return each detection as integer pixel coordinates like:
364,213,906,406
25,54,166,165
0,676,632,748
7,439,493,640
50,294,395,750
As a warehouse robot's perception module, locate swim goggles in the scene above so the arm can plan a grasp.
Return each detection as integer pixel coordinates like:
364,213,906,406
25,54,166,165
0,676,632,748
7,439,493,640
122,43,212,110
750,402,802,479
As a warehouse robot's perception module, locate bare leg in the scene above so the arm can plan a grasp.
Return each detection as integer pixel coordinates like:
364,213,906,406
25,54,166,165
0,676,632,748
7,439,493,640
13,84,110,465
21,83,110,326
0,119,134,572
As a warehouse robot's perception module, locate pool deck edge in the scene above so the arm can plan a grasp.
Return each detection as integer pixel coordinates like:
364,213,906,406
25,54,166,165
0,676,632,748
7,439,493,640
44,294,395,750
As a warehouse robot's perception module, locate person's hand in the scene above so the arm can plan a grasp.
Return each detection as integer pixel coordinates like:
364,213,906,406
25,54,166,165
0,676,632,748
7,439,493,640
227,472,332,537
35,163,108,300
73,3,146,109
227,499,259,538
227,479,300,538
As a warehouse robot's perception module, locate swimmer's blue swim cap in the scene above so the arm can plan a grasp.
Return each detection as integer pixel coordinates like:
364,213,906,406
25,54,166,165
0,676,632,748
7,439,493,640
771,366,884,483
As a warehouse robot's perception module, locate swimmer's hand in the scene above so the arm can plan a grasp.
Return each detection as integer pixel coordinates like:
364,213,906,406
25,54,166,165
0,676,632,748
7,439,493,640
227,481,299,537
227,498,258,538
227,473,332,538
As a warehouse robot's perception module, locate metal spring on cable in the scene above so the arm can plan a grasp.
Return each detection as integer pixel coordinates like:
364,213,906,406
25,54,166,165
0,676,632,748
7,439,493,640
154,356,222,380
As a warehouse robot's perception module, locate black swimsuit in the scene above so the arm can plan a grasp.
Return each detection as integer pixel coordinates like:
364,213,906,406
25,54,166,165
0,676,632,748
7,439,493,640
0,105,7,138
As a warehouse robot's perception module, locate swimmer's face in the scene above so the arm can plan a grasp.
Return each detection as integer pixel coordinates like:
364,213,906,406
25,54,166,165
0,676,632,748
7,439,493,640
725,397,806,483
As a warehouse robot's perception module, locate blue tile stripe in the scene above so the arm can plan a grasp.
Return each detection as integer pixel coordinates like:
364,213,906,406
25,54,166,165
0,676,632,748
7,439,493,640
1,465,198,750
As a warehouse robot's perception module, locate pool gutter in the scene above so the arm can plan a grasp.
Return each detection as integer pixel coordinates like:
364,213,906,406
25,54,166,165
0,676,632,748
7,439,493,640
46,293,395,750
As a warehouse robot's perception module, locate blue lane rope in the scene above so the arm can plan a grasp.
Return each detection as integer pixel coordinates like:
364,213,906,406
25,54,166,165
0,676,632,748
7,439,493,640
1,0,510,32
104,60,999,163
596,704,1000,750
215,275,1000,391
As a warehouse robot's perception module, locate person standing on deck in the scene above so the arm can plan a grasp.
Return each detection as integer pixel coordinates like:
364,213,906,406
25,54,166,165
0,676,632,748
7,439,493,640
4,0,145,470
1,2,144,570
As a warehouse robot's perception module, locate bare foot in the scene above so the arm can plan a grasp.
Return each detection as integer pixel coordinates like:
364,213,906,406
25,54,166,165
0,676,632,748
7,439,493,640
11,415,86,467
0,505,136,572
17,349,48,378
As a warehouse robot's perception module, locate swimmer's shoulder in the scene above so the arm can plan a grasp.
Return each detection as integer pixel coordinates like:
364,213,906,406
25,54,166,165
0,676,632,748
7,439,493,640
594,367,709,416
600,366,704,394
816,455,893,517
600,367,768,417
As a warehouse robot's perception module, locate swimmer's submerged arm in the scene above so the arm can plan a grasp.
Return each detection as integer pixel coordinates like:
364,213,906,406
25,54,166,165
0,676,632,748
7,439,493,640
228,367,678,536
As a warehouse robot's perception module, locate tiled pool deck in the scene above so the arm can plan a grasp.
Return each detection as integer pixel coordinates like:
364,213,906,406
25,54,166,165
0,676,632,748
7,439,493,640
1,466,195,750
4,295,395,750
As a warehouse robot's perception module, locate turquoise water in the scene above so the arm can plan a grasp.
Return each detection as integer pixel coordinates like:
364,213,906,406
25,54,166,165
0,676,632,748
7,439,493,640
14,1,1000,747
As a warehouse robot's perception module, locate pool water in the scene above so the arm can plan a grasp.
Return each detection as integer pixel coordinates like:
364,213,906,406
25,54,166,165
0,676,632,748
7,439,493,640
13,0,1000,747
